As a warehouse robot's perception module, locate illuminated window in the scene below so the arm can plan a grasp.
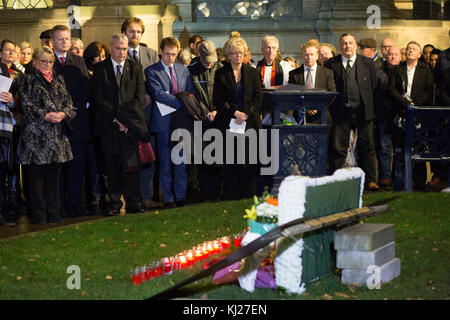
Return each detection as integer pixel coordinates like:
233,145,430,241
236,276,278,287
1,0,53,9
196,0,295,20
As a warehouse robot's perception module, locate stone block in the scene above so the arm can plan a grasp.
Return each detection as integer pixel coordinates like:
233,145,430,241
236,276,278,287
334,223,395,251
337,241,395,269
341,258,401,286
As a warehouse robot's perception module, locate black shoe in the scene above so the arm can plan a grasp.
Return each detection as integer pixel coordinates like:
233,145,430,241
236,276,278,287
175,199,185,207
142,199,161,211
48,217,64,223
163,202,176,209
88,204,102,216
104,208,121,217
32,219,47,225
126,206,144,214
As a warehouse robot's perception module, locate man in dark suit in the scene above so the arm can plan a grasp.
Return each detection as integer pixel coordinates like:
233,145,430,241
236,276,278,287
289,40,335,123
51,25,91,217
121,17,160,210
388,40,435,191
289,40,335,173
325,33,380,191
92,34,148,215
145,37,194,208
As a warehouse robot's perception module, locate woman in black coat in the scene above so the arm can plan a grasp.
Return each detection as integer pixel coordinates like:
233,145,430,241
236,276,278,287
213,36,263,200
18,46,75,224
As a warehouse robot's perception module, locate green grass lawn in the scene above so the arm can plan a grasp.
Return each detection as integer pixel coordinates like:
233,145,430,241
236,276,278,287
0,192,449,300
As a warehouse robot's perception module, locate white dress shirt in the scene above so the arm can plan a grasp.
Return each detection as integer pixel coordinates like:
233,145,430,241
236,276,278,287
111,58,125,76
128,45,140,61
161,60,178,83
341,54,356,70
406,62,417,98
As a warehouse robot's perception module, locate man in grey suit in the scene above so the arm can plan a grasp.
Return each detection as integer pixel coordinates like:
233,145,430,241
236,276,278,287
122,17,160,210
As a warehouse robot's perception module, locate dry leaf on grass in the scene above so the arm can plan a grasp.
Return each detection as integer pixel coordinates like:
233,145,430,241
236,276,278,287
105,275,113,280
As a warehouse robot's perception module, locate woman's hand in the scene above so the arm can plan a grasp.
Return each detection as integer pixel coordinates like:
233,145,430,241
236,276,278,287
45,112,66,123
234,110,247,125
0,91,13,104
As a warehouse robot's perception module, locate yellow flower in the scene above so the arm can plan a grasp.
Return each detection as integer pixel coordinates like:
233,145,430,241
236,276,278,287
243,205,257,221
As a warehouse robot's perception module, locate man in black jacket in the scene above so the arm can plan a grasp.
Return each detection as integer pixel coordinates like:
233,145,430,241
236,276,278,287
51,25,91,217
188,40,222,202
430,30,450,192
325,33,379,191
388,40,435,191
374,46,401,189
93,34,148,215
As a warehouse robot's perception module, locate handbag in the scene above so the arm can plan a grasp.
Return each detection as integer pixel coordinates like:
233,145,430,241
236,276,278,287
138,140,155,165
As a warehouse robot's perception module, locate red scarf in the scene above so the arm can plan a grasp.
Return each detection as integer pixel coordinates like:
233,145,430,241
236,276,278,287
37,67,53,83
260,62,276,87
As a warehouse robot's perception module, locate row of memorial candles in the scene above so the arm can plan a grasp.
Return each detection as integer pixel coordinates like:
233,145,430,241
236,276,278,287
131,233,245,285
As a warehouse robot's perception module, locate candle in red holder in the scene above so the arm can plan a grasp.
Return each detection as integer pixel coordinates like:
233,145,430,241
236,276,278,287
179,255,187,269
222,237,231,249
163,257,173,275
173,256,180,271
186,250,195,265
155,261,163,277
234,234,242,248
207,242,214,254
132,268,141,285
213,240,221,253
139,266,147,283
145,264,154,280
195,248,203,262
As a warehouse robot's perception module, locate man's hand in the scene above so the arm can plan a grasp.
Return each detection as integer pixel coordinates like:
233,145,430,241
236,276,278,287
234,110,248,125
207,110,217,122
0,91,13,104
113,118,128,133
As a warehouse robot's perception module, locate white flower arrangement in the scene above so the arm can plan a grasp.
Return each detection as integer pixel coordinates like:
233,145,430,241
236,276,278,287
255,202,278,219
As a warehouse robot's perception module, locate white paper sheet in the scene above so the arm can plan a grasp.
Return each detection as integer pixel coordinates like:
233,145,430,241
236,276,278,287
0,75,13,93
229,119,246,134
157,101,177,117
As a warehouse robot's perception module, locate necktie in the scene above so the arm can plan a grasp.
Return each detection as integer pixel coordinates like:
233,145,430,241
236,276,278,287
132,49,138,63
116,65,122,103
345,59,352,75
60,56,65,68
305,68,313,88
169,66,178,94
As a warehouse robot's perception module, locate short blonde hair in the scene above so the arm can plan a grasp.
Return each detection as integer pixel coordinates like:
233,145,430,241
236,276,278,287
20,41,32,51
301,41,320,54
223,37,249,60
32,46,55,61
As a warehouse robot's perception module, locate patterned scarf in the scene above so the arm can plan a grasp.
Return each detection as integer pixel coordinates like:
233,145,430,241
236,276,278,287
37,67,53,83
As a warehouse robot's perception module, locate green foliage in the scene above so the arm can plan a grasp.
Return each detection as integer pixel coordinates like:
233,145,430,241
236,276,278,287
0,192,448,300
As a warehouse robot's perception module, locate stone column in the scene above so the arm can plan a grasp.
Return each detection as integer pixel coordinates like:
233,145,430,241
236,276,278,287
160,5,179,39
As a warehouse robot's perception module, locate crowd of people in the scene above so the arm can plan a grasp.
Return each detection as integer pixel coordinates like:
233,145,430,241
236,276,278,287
0,17,448,227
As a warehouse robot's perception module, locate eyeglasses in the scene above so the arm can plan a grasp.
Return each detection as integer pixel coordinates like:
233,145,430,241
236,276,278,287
39,59,54,65
229,51,244,56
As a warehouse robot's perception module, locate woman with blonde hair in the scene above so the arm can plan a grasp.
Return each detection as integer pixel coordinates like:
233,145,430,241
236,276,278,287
18,46,75,224
213,36,262,200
